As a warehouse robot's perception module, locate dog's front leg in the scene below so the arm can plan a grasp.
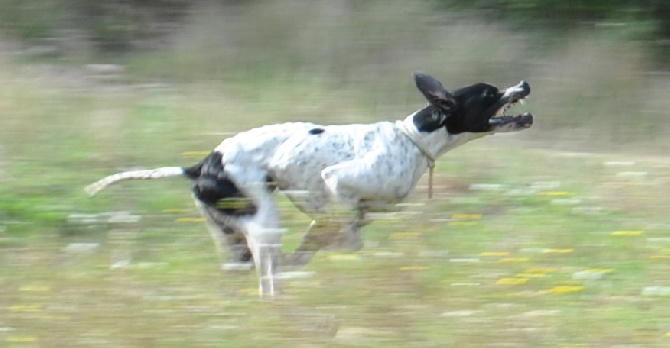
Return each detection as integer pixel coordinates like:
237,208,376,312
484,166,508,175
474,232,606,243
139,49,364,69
281,220,338,271
281,213,365,271
322,220,364,252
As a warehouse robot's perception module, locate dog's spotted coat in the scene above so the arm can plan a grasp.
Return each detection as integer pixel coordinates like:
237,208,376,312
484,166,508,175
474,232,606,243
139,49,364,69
85,72,533,297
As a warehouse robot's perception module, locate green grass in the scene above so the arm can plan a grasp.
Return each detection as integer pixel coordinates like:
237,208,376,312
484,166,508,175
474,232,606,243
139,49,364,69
2,40,670,345
3,118,670,346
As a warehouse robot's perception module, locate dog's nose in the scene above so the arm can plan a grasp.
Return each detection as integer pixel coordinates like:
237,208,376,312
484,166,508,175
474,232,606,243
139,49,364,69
519,80,530,95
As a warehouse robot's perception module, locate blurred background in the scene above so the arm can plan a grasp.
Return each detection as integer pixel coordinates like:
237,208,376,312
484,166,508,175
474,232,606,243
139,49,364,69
1,1,670,346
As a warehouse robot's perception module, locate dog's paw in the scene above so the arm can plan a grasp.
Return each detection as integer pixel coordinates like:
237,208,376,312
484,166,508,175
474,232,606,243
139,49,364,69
279,252,315,272
221,262,254,272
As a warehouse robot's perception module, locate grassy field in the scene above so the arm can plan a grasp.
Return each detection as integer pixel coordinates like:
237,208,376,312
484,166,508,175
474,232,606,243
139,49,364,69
2,68,670,347
2,7,670,344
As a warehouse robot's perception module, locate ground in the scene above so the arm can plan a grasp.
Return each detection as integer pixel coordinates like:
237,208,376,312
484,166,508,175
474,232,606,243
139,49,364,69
2,138,670,347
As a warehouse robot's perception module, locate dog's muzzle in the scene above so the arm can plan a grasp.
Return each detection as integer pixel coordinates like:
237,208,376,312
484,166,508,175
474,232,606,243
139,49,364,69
489,80,533,130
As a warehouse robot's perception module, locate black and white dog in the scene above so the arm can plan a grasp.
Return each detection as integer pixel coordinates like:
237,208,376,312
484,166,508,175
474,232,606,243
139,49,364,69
85,72,532,297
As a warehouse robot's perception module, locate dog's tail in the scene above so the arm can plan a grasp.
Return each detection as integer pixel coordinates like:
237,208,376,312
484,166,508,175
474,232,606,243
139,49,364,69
84,151,223,197
84,167,188,196
84,152,213,197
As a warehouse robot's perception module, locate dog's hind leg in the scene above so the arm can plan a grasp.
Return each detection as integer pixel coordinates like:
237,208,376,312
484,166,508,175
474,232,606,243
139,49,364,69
245,226,283,296
239,198,284,297
196,202,254,271
199,198,284,296
197,196,283,296
192,157,284,297
220,226,254,270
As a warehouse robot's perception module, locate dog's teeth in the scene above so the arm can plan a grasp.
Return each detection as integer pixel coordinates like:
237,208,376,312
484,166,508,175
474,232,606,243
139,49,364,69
519,98,526,105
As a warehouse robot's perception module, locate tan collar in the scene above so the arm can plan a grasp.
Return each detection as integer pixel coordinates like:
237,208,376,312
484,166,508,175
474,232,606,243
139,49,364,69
395,120,436,199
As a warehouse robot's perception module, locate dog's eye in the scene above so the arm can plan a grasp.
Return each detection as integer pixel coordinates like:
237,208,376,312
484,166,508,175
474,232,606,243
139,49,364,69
482,90,495,98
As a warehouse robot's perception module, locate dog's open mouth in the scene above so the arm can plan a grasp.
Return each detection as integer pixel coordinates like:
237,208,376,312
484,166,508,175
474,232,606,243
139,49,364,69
489,80,533,130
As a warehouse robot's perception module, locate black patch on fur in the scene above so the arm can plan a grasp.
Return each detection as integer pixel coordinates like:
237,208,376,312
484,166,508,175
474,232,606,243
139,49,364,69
191,152,257,216
265,174,277,192
412,75,529,135
414,71,456,113
182,154,212,180
240,250,253,262
412,105,446,133
444,83,501,134
308,127,325,135
222,226,236,235
234,235,253,262
413,83,500,134
227,228,253,262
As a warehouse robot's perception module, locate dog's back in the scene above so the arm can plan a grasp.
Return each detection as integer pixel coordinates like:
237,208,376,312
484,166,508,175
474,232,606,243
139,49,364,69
215,122,317,168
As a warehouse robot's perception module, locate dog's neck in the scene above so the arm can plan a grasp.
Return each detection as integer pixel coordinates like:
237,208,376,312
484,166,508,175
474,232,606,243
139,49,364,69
401,108,488,161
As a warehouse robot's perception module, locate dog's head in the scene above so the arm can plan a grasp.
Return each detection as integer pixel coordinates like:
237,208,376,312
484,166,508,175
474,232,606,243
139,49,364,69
413,71,533,134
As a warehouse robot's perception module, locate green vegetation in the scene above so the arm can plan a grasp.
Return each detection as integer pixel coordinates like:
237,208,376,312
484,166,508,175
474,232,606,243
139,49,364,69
3,114,670,345
1,1,670,346
2,0,670,51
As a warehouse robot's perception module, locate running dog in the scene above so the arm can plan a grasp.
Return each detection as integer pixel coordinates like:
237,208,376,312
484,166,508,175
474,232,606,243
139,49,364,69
85,72,533,297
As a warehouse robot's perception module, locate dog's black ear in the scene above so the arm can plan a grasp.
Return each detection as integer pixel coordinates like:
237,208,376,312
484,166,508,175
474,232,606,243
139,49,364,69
413,71,456,112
